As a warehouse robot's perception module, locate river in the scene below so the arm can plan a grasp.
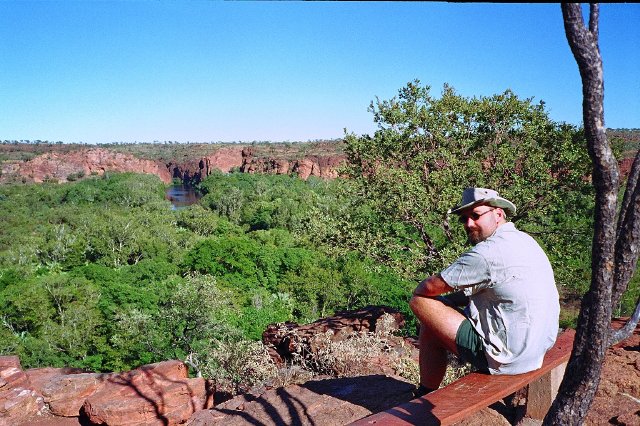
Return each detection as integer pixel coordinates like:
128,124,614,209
165,184,202,210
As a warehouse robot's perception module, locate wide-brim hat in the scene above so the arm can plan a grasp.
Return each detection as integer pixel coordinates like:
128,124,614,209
448,187,516,216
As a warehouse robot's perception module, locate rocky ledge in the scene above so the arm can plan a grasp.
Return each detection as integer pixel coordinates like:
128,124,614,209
0,306,416,426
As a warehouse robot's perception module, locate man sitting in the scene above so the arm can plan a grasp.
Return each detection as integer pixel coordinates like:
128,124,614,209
410,188,560,397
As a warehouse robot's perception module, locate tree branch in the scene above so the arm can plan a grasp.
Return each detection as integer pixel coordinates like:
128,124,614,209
589,4,599,39
617,149,640,236
612,149,640,311
609,297,640,345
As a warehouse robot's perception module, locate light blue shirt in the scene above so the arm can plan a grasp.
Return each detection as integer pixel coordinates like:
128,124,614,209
441,222,560,374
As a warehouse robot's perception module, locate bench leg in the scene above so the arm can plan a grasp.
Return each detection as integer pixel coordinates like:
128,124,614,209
525,361,568,420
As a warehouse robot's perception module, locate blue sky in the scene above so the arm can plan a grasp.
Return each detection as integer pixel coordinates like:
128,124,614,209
0,2,638,144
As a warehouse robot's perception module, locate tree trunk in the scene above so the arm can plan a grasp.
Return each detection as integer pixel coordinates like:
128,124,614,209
545,4,640,424
545,3,613,424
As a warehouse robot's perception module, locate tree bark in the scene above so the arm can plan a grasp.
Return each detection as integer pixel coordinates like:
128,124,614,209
544,4,614,424
545,4,640,424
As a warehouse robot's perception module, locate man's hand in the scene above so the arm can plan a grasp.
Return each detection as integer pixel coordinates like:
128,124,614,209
413,274,454,298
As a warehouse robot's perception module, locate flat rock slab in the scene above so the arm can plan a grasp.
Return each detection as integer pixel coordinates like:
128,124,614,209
188,375,415,426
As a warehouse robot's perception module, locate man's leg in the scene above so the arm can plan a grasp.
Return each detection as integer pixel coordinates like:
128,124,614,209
409,295,466,391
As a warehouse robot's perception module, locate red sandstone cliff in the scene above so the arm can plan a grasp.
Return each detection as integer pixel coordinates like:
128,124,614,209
0,144,347,186
239,147,345,180
2,148,173,184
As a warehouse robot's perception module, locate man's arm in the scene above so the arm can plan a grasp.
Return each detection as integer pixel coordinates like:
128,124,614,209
442,290,469,307
413,274,454,298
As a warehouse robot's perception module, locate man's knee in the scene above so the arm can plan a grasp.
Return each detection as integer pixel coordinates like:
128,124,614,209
409,294,445,316
410,296,466,350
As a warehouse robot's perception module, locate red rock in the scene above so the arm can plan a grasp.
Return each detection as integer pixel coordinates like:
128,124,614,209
0,355,44,424
82,361,213,426
262,305,405,363
132,360,189,382
0,369,29,392
615,409,640,426
25,367,85,396
2,143,346,185
0,357,20,370
13,148,173,184
41,372,107,417
0,387,44,424
205,147,245,173
186,375,415,426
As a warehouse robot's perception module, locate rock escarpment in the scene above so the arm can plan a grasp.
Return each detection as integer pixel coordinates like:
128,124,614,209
167,146,346,185
239,147,345,181
1,148,173,184
1,144,346,185
166,147,246,184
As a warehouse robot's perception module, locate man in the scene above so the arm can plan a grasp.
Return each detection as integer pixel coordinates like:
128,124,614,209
409,187,560,397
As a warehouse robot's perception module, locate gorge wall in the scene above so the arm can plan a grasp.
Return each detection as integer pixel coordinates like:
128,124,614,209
1,145,346,185
0,148,173,184
166,146,345,184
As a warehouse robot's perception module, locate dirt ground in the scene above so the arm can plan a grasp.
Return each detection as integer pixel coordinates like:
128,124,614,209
583,326,640,426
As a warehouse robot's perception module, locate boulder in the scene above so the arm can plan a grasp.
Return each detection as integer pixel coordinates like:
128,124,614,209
0,387,44,425
0,356,44,424
0,356,29,391
25,367,86,396
82,360,213,426
41,372,107,417
262,305,405,364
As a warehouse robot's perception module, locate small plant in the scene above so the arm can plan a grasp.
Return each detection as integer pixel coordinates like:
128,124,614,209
194,339,278,395
66,171,85,182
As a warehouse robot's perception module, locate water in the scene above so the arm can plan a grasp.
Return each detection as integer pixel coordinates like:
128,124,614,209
165,184,202,210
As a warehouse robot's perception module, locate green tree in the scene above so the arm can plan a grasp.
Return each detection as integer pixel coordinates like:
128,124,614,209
0,273,106,369
342,81,592,279
111,274,242,371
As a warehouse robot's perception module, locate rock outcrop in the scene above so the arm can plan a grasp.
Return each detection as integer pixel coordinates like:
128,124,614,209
166,147,246,184
1,144,348,186
187,375,416,426
240,147,345,180
0,306,408,426
0,356,44,425
166,146,346,185
2,148,173,184
82,361,212,426
0,359,213,426
262,305,406,365
4,310,637,426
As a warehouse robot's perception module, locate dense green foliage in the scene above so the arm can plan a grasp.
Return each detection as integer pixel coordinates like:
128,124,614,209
0,172,413,372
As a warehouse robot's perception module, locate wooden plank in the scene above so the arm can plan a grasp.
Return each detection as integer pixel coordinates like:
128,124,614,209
351,329,575,426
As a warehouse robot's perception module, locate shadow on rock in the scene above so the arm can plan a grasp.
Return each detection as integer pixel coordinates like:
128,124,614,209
302,374,415,412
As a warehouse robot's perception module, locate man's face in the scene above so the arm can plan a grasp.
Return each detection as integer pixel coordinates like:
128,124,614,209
458,204,500,244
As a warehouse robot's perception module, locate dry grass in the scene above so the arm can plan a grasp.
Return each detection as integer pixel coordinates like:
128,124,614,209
263,314,473,390
192,314,474,396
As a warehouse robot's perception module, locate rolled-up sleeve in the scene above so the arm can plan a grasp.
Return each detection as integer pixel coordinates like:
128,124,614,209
441,250,491,292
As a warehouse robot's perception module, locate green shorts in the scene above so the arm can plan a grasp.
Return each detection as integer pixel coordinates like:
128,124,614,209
455,319,489,372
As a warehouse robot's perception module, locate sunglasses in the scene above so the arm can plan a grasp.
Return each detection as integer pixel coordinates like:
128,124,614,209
458,208,495,224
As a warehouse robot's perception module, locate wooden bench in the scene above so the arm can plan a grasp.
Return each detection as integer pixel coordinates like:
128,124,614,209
351,328,576,426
